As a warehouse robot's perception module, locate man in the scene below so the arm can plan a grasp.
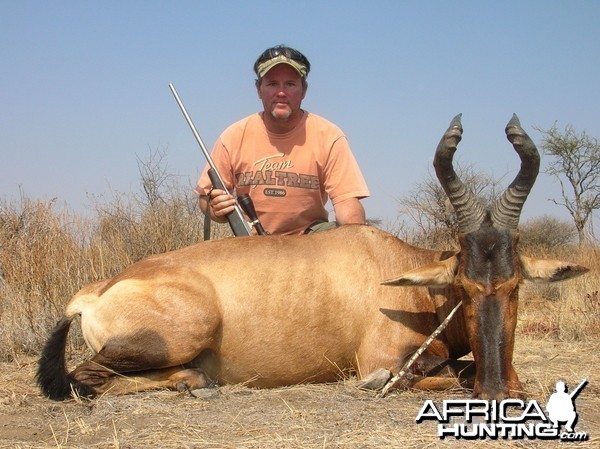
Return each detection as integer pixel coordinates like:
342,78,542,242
195,45,369,235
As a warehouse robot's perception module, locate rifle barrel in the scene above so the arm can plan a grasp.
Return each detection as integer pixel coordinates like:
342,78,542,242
569,378,588,399
169,83,252,236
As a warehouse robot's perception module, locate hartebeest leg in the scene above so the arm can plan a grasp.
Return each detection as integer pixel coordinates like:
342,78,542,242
70,360,213,395
359,352,476,393
97,368,213,395
403,355,475,391
391,355,475,392
412,354,475,379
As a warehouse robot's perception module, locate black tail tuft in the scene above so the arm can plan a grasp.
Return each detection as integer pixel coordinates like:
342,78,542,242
36,317,96,401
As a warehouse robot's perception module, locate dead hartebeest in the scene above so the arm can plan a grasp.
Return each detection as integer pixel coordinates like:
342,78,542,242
37,114,588,401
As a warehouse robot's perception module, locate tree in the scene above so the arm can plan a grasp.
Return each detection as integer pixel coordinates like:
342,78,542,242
396,163,500,248
519,215,577,250
136,145,175,207
536,123,600,246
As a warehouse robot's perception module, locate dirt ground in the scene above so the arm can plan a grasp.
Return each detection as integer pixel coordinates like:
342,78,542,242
1,335,598,449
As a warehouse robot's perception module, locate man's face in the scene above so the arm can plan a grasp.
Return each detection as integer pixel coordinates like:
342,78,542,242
257,64,307,121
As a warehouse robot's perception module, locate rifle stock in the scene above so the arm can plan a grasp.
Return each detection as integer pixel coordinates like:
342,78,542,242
207,169,252,237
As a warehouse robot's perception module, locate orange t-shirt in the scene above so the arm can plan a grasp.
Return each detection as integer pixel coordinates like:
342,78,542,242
196,112,370,235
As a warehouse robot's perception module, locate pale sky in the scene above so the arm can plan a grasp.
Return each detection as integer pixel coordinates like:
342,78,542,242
2,1,599,230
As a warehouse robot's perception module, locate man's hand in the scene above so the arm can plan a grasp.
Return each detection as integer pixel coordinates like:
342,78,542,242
199,189,236,223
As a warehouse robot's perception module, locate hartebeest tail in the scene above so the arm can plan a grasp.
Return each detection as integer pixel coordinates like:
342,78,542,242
37,317,95,400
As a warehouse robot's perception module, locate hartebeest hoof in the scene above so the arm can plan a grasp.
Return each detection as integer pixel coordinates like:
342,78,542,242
169,368,213,392
357,368,392,390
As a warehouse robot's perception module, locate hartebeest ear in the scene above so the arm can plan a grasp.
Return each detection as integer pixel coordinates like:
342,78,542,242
520,255,589,283
381,256,459,287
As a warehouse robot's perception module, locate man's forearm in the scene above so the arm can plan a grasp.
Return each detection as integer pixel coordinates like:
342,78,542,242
333,197,366,225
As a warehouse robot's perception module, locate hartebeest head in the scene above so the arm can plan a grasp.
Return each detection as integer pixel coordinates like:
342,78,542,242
384,115,588,400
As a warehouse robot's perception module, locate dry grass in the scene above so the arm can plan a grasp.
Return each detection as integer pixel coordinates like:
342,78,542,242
1,335,598,448
0,197,88,358
0,191,231,361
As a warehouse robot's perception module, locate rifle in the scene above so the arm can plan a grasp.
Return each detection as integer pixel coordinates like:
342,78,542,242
569,378,588,400
169,83,267,237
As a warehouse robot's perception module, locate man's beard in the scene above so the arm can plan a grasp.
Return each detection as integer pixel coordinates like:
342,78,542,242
271,106,292,120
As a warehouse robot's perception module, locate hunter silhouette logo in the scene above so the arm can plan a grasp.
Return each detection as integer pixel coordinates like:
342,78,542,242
546,379,587,435
415,378,589,441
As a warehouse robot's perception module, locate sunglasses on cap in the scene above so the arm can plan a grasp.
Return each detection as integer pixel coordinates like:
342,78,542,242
253,45,311,79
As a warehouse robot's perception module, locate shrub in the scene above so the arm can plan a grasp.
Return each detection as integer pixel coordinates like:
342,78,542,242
519,215,577,250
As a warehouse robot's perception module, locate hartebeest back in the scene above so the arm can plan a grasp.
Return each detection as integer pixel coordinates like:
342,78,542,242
37,115,588,401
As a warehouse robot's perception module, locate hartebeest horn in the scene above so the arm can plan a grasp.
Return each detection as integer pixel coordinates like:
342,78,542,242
490,114,540,230
434,114,486,234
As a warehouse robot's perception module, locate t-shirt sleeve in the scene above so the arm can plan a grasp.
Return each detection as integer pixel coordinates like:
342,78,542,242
322,136,370,204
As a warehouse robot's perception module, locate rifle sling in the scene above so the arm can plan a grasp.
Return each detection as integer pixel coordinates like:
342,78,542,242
203,207,211,241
